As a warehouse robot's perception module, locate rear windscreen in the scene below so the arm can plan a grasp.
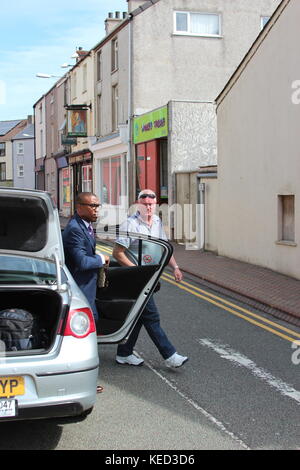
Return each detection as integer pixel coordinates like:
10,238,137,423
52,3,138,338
0,196,48,252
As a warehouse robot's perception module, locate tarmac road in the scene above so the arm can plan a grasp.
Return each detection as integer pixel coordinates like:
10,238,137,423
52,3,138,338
0,272,299,450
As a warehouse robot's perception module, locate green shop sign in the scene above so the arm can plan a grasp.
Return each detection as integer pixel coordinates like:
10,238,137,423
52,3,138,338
133,106,168,144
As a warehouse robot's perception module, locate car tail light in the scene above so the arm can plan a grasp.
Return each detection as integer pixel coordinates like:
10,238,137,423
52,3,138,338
63,307,96,339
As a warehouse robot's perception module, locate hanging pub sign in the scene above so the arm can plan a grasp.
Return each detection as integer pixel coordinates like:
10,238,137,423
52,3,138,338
61,134,77,146
65,104,90,137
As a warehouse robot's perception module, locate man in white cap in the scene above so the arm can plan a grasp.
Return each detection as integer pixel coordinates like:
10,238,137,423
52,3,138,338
112,189,188,368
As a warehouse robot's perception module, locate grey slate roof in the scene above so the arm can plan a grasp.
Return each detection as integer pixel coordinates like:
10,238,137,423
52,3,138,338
0,120,22,136
12,123,35,140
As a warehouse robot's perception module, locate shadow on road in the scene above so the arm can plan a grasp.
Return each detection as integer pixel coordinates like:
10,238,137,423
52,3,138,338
0,420,63,450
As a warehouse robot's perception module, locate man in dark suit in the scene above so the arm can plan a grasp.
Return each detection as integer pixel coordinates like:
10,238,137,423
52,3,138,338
62,192,109,321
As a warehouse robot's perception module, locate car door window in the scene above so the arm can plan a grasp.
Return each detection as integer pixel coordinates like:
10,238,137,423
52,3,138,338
124,239,165,266
95,232,172,342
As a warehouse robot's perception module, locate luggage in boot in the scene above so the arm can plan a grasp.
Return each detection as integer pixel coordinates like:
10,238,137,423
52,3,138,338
0,308,46,351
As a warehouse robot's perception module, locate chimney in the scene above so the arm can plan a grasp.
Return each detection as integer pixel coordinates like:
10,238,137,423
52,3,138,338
27,115,33,124
75,46,89,62
105,11,126,35
127,0,146,13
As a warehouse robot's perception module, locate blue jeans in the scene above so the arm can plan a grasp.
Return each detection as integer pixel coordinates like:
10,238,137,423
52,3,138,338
117,296,176,360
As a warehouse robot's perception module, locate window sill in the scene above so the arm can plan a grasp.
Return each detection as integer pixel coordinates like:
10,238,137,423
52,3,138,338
172,32,223,39
275,240,297,247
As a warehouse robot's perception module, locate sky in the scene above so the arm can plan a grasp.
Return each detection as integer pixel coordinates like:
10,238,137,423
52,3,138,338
0,0,127,121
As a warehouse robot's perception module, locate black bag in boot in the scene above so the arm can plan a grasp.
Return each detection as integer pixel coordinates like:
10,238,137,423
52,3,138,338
0,308,42,351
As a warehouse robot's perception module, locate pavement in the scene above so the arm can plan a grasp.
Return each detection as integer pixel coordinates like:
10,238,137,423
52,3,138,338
60,215,300,328
171,242,300,328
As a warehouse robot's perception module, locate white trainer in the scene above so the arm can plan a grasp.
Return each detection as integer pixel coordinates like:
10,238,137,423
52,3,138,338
165,352,188,368
116,354,144,366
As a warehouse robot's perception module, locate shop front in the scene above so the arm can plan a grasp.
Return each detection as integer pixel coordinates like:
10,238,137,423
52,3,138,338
133,105,168,204
35,157,45,190
91,129,128,228
55,153,71,217
68,149,93,213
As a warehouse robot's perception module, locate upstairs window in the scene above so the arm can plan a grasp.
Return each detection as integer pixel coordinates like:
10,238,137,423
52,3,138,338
0,142,5,156
111,38,118,71
174,11,221,37
112,85,119,131
97,50,102,82
17,142,24,155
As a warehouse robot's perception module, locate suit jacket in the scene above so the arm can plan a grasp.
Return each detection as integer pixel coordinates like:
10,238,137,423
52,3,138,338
62,213,103,320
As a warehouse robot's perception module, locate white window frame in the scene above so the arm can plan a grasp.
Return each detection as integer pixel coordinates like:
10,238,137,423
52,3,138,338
0,142,5,156
17,142,24,155
97,50,102,82
17,164,24,178
112,85,119,131
174,11,222,38
82,164,93,192
98,154,127,207
111,37,118,72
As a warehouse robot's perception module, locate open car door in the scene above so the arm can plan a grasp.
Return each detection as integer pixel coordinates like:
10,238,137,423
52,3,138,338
95,230,173,344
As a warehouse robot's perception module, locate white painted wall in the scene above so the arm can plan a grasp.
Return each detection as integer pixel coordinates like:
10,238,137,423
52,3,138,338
217,0,300,279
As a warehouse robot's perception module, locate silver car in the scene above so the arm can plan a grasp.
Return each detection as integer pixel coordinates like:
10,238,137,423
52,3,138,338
0,188,172,421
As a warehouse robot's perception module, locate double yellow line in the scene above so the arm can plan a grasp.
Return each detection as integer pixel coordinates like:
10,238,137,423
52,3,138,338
96,243,300,344
162,272,300,344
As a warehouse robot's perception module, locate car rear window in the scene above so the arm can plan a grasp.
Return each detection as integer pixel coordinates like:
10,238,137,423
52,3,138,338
0,195,47,252
0,255,66,285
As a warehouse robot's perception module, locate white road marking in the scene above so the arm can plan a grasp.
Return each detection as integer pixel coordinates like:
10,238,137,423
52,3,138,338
198,338,300,405
137,352,250,450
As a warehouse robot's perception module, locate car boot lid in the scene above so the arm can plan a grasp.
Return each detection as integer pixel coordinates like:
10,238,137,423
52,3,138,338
0,188,64,265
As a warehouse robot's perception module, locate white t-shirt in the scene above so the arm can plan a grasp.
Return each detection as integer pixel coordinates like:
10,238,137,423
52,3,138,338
116,212,167,265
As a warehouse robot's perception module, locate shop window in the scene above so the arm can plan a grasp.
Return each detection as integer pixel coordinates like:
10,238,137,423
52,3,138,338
82,164,93,192
278,195,295,243
100,155,126,206
61,167,71,209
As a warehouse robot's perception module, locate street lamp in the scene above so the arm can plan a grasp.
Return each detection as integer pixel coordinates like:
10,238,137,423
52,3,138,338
36,73,62,78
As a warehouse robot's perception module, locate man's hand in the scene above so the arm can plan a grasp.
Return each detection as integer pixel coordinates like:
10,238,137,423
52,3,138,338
174,267,183,282
104,255,110,266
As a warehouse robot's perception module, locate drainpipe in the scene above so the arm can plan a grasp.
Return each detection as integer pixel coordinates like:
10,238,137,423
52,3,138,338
127,17,133,207
197,180,205,251
197,172,216,251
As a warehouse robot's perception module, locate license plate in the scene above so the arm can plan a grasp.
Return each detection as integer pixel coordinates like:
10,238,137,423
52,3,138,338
0,399,18,418
0,376,25,397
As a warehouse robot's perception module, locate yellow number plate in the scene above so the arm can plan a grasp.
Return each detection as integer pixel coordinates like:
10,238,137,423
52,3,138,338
0,377,25,397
